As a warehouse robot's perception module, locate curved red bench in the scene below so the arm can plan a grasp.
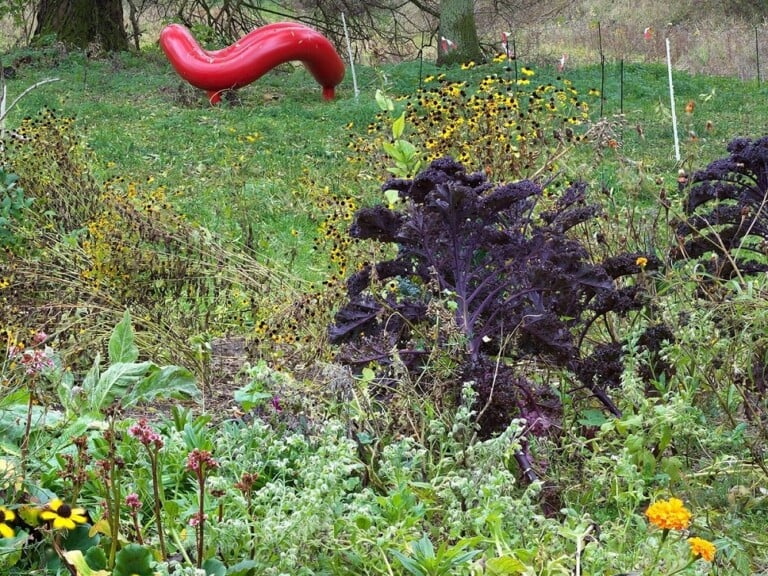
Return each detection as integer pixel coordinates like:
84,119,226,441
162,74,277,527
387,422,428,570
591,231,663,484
160,22,346,104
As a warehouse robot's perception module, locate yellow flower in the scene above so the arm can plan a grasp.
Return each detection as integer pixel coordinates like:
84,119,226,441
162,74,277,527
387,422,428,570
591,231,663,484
636,256,648,268
39,499,88,531
688,537,716,562
645,497,692,531
0,506,15,538
521,66,535,77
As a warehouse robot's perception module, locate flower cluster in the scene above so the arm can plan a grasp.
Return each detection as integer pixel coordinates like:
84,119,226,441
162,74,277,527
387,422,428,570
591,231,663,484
688,536,717,562
128,418,164,449
7,332,55,375
348,61,595,183
186,449,219,473
645,497,716,564
125,492,142,512
645,497,692,530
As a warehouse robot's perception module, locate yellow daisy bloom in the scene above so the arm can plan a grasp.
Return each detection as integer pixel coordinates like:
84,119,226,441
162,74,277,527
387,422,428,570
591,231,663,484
688,537,716,562
0,506,15,538
645,497,692,531
39,499,88,531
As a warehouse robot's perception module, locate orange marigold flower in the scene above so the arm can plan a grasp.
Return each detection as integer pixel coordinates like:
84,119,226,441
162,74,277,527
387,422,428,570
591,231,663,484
645,497,692,530
688,537,716,562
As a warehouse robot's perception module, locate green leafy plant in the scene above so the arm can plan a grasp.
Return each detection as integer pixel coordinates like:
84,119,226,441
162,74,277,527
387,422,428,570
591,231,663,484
331,157,661,440
0,168,31,252
391,533,481,576
57,310,199,417
375,89,422,179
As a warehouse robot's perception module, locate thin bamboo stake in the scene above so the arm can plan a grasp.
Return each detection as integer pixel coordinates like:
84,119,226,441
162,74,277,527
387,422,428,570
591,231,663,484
341,13,358,99
666,38,680,161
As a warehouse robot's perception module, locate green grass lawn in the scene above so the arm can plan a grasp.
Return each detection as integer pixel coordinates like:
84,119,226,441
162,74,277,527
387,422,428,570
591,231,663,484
5,46,766,258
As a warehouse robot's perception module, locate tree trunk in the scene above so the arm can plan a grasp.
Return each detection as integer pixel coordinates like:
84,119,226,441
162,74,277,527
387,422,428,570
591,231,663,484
34,0,129,51
436,0,482,66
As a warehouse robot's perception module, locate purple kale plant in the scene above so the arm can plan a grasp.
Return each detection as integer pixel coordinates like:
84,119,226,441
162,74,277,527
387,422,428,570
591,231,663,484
331,157,662,437
672,136,768,279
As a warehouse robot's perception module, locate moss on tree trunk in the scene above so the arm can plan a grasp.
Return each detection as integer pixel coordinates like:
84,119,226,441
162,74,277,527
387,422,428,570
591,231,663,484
34,0,128,51
437,0,483,66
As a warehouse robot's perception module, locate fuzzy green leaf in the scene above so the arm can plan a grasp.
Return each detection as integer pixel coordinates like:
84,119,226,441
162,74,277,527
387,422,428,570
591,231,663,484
87,361,153,412
122,364,199,409
109,309,139,363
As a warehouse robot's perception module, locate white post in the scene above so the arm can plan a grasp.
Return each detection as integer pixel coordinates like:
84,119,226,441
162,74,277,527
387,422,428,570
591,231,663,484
666,37,680,161
341,13,359,99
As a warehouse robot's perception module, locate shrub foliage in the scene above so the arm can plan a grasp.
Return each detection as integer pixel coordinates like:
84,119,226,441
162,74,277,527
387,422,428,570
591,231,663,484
672,135,768,279
330,157,662,436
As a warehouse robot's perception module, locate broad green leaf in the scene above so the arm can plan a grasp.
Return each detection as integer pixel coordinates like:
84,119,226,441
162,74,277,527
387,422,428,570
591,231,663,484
84,547,107,570
88,361,153,412
233,387,272,411
384,189,400,206
203,557,226,576
412,533,435,559
109,309,139,363
62,550,110,576
122,364,199,409
113,543,154,576
392,111,406,139
81,353,101,399
183,421,212,451
577,408,609,427
62,525,100,554
397,139,416,156
0,388,28,409
485,555,527,574
375,89,394,111
391,550,427,576
226,559,259,575
382,141,403,162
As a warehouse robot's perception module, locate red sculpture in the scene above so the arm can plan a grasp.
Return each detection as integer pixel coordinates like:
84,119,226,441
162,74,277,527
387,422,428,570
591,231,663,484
159,22,346,104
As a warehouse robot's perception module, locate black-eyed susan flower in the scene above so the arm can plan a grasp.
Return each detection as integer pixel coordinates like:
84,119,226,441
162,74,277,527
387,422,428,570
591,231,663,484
688,537,716,562
645,497,692,531
0,506,15,538
39,499,88,530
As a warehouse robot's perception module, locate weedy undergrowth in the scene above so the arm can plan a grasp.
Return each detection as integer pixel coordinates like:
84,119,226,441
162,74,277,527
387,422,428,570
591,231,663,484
0,108,292,376
330,156,669,440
